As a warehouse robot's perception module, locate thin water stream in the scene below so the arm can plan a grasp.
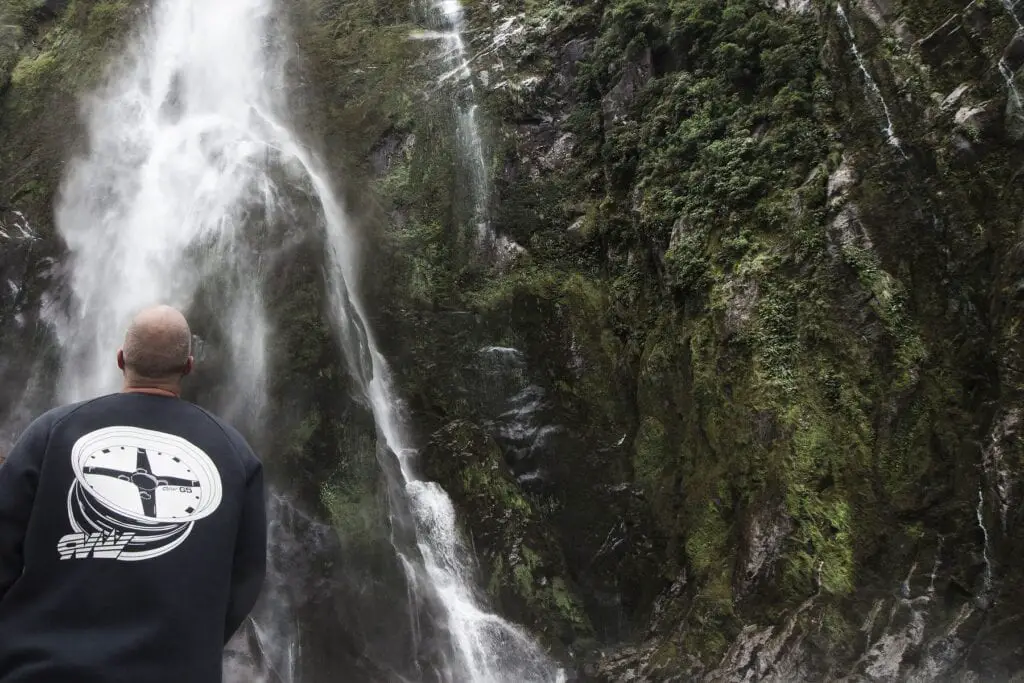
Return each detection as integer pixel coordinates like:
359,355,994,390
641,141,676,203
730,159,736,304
836,5,907,158
413,0,523,265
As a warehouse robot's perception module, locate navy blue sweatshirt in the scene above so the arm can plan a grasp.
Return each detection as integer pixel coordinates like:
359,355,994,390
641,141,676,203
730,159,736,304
0,392,267,683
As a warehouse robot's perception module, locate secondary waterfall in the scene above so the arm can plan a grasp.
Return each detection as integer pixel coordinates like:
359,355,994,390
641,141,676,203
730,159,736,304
417,0,490,247
836,5,906,158
45,0,561,680
414,0,523,265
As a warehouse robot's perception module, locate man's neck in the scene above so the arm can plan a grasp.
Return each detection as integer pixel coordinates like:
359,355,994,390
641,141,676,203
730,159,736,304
122,385,180,398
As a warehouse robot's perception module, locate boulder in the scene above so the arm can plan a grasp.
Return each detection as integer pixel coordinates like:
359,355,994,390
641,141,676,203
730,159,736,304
600,49,652,128
1003,29,1024,73
34,0,70,20
953,101,1000,139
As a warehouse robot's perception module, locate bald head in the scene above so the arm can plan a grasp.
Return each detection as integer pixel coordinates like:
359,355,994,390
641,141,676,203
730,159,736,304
119,305,193,385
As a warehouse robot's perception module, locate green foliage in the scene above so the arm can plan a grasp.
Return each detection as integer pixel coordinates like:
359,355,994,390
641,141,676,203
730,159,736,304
0,0,42,28
85,0,131,43
390,219,459,305
504,545,592,636
10,50,56,89
295,0,427,165
318,424,389,550
0,23,24,85
570,0,827,253
632,416,668,490
685,500,730,579
545,0,899,661
783,415,855,595
2,0,138,119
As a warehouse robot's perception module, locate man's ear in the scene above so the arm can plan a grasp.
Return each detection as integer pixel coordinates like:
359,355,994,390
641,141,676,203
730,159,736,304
117,349,126,371
182,356,194,377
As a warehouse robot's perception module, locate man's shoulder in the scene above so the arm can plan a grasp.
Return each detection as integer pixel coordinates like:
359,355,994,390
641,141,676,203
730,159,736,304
33,397,105,431
6,397,107,454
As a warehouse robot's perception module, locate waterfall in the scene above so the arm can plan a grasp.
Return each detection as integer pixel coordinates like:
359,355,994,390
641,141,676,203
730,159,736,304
255,86,565,683
1003,0,1023,28
45,0,561,680
975,489,993,598
999,58,1023,115
416,0,489,245
836,5,907,158
48,0,274,416
413,0,523,265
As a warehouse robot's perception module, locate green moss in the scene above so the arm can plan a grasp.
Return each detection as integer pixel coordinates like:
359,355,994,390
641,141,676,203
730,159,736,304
86,0,131,43
819,603,855,647
288,410,321,458
295,0,427,166
633,416,668,490
10,178,45,202
685,500,730,579
10,50,57,89
0,0,41,28
390,219,458,306
320,478,379,544
550,576,588,628
459,462,534,518
506,544,593,636
0,23,23,81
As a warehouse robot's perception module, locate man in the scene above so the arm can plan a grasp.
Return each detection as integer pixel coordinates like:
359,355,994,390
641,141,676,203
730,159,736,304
0,305,267,682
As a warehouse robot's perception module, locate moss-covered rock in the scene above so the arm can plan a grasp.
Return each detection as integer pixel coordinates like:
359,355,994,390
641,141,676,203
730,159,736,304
420,419,592,650
365,0,1024,678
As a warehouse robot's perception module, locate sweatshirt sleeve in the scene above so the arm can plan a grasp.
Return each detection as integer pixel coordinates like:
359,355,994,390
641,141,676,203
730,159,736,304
0,416,51,603
224,459,267,643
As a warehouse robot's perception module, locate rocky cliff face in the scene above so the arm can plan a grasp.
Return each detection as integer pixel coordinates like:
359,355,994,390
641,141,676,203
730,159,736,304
2,0,1024,680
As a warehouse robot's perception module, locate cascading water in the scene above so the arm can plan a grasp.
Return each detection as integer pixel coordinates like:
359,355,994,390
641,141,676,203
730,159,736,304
836,5,907,158
412,0,523,265
0,211,38,242
975,489,993,599
1002,0,1023,28
414,0,490,245
258,83,565,683
47,0,275,416
45,0,561,680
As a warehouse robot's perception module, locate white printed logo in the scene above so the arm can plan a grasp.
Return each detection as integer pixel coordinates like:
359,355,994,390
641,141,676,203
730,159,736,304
57,426,223,562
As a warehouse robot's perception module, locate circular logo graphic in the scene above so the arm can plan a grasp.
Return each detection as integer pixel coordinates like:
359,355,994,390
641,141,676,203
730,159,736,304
65,426,223,561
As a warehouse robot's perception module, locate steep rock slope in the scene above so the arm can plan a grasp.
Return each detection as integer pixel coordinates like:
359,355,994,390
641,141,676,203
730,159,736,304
358,0,1024,679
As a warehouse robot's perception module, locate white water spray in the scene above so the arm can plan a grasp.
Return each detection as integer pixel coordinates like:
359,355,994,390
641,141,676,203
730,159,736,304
1003,0,1023,28
47,0,291,678
47,0,560,679
836,5,907,158
413,0,524,265
975,489,993,596
927,536,943,596
417,1,490,242
48,0,275,413
0,211,38,242
999,58,1023,116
